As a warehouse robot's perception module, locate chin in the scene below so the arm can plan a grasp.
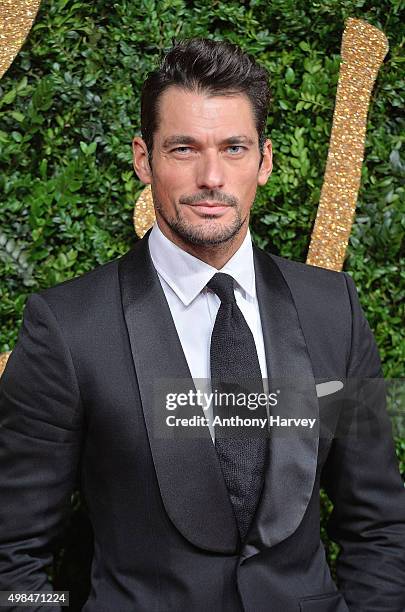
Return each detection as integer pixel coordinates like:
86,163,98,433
174,220,243,247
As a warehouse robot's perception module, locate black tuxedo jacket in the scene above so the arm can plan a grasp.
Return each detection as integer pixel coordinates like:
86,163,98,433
1,230,404,612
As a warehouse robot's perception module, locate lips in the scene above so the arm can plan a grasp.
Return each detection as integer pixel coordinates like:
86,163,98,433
189,201,229,207
186,201,231,215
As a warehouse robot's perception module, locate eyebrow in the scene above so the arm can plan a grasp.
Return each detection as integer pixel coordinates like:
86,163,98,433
162,135,256,148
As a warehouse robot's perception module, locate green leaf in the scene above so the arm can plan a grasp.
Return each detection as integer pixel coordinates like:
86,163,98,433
10,111,25,122
285,67,295,84
1,89,16,105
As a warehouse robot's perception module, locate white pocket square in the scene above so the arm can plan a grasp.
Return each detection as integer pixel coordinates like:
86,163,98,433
315,380,344,398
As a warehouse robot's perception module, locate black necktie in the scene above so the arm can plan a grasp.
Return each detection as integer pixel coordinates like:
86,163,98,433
207,272,268,540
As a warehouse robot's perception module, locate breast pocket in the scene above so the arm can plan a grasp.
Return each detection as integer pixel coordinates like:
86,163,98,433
299,591,349,611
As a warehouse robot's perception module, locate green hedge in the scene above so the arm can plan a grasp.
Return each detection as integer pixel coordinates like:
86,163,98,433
0,0,403,603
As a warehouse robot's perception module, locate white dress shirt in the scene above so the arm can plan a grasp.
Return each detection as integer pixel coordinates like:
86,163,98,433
148,221,268,442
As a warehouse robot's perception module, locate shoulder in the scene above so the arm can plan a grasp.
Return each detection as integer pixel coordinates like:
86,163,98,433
268,251,346,289
255,248,356,372
255,247,351,302
254,243,354,321
23,251,129,340
35,253,123,309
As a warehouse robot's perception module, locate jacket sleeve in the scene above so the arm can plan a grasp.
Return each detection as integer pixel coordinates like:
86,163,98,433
0,293,83,611
321,272,405,611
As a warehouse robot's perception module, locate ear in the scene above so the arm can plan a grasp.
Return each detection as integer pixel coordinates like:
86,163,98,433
132,136,152,184
257,139,273,186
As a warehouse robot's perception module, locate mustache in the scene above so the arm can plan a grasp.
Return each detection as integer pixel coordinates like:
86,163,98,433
179,190,238,207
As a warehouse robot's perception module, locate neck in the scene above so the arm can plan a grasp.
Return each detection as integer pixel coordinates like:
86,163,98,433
156,220,249,269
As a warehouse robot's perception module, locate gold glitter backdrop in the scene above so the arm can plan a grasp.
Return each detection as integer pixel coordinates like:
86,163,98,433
0,352,10,377
306,18,389,270
0,0,42,79
133,184,156,240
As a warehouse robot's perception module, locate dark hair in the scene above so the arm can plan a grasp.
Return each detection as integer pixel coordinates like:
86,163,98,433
140,38,271,162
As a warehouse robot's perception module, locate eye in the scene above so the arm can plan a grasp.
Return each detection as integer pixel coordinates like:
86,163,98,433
172,146,192,154
226,145,245,154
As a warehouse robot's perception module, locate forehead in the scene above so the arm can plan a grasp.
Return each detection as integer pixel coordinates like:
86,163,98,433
155,86,257,142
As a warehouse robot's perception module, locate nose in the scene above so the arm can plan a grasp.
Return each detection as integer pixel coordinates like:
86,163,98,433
196,150,225,190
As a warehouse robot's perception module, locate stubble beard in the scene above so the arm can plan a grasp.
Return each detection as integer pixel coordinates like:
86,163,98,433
152,189,248,247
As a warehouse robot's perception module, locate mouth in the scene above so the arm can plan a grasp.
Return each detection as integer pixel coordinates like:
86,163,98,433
186,202,231,216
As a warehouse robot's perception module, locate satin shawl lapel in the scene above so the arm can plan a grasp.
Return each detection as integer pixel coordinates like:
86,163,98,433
240,246,319,562
118,231,239,553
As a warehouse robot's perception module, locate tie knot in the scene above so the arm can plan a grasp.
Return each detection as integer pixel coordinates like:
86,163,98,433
207,273,236,304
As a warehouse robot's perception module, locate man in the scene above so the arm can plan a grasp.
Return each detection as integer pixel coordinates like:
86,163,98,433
0,38,404,612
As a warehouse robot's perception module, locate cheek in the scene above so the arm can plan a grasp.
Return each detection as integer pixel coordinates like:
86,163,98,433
231,173,259,213
233,168,259,196
230,157,260,182
154,163,195,196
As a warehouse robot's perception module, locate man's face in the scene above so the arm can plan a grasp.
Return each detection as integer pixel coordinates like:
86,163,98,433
133,86,272,248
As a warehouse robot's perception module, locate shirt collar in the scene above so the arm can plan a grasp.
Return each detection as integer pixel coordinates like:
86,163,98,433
148,222,256,306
